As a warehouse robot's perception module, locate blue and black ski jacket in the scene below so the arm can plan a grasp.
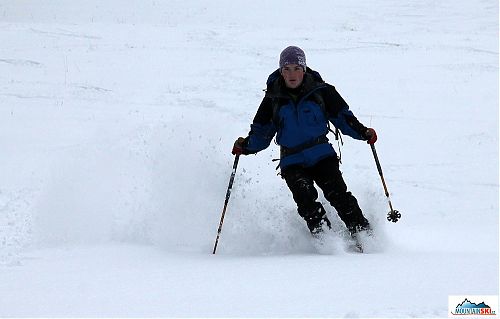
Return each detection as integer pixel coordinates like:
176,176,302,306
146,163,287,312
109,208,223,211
243,68,369,169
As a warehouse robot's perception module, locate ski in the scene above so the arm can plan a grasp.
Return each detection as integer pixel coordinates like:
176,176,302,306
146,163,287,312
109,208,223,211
349,234,364,253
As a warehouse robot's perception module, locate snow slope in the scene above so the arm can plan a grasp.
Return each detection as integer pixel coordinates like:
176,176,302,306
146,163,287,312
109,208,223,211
0,0,498,317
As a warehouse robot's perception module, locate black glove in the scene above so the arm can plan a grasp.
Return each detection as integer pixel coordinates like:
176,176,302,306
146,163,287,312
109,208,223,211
364,128,377,144
232,137,247,155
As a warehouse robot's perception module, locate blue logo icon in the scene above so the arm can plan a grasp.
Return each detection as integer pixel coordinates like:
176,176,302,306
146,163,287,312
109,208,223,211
452,298,496,316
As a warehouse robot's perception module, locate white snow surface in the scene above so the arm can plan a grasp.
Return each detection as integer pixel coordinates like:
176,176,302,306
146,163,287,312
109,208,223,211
0,0,498,317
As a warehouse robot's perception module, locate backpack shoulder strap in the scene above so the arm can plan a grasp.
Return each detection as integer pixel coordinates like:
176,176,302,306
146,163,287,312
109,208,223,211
306,67,324,82
266,69,281,87
264,70,285,127
310,88,341,142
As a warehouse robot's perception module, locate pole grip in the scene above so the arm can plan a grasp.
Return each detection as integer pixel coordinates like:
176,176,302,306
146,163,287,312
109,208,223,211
370,144,383,176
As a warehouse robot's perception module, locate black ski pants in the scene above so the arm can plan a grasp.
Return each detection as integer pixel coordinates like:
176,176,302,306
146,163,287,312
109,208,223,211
281,155,369,232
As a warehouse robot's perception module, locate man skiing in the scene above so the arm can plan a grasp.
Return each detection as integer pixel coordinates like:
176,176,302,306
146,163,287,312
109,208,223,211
232,46,377,239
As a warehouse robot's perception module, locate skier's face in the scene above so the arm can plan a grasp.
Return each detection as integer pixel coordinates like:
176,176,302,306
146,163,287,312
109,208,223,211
281,64,305,89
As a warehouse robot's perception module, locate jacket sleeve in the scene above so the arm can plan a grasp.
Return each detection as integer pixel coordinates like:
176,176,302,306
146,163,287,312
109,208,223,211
323,84,368,141
243,96,277,154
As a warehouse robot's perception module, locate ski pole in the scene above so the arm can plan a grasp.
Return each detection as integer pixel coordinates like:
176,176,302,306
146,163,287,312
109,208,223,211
370,144,401,223
212,154,240,254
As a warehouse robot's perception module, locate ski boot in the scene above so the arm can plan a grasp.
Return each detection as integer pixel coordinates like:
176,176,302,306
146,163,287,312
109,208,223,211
347,221,373,253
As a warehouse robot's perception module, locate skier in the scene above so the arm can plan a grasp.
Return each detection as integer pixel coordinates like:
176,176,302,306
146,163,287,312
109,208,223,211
231,46,377,238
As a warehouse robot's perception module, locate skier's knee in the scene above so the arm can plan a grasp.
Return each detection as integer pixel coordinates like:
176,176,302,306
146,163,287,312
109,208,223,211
292,177,318,205
324,181,348,202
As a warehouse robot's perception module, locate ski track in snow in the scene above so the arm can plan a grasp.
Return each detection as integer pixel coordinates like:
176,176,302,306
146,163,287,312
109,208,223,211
0,0,498,317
